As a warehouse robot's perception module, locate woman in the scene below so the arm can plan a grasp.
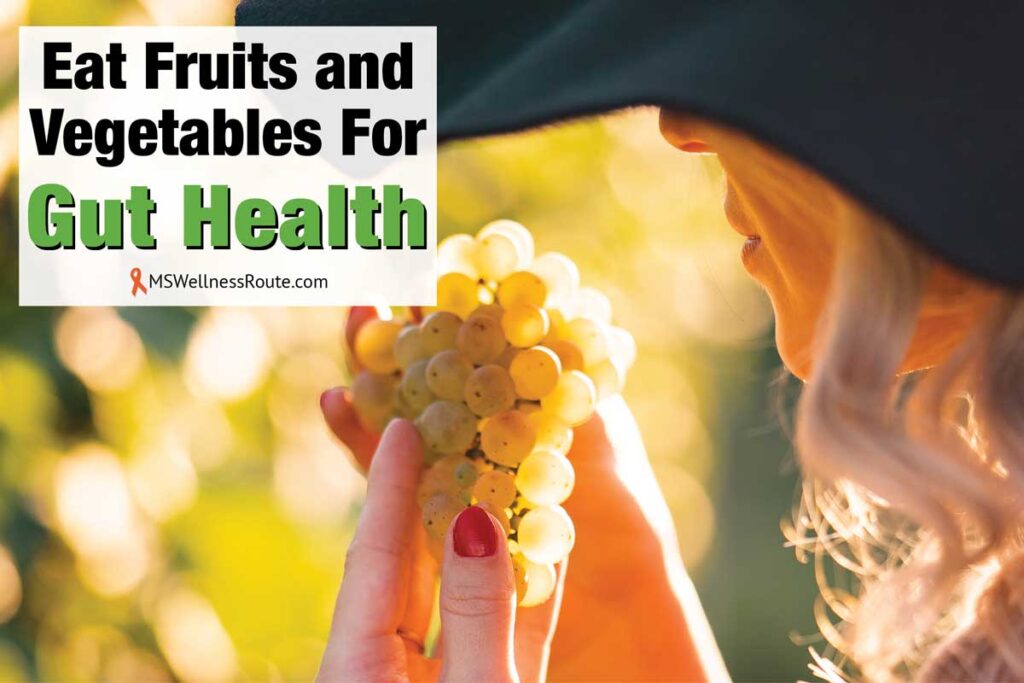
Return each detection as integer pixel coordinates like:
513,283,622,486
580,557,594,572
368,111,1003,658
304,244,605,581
316,114,1022,682
237,2,1024,680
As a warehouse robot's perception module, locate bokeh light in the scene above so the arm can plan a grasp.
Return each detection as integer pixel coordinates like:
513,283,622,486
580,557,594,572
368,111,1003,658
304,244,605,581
128,444,198,522
55,308,146,393
0,545,22,624
671,241,775,345
154,587,238,683
53,444,151,596
185,309,272,401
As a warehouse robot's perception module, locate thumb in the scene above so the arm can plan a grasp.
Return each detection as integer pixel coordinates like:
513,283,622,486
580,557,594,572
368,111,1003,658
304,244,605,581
439,506,518,683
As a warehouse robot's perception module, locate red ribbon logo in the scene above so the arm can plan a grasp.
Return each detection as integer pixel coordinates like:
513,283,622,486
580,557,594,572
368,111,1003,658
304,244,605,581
130,267,148,297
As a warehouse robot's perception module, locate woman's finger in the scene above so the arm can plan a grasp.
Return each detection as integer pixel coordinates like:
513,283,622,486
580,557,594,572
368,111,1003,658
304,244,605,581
397,521,440,651
327,419,423,645
321,387,381,471
438,507,518,683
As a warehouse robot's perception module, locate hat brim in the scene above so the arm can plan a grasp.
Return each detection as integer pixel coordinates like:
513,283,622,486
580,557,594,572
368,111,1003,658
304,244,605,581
237,0,1024,289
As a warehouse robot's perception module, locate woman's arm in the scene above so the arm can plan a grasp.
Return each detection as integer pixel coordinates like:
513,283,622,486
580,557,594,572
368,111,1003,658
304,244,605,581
550,397,729,682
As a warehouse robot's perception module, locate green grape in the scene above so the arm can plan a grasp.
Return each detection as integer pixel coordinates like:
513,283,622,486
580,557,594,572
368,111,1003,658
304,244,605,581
480,410,536,467
526,410,574,455
540,370,597,426
479,219,534,266
477,500,512,536
543,307,568,342
457,315,507,364
415,400,478,453
472,470,517,508
608,325,637,370
497,271,547,308
351,371,397,431
423,450,452,467
528,252,579,311
544,339,585,372
512,555,529,603
468,303,505,322
394,324,428,369
453,461,479,488
516,449,575,506
561,318,610,366
394,391,418,419
399,359,434,412
420,311,462,355
347,221,636,611
421,492,465,541
572,286,613,324
517,505,575,564
432,453,471,481
417,465,448,506
509,346,562,400
464,365,517,417
354,318,404,373
474,231,520,281
586,358,624,401
496,345,520,369
517,401,541,415
417,453,468,505
518,557,557,608
425,349,473,401
501,304,550,348
436,272,480,319
438,233,478,278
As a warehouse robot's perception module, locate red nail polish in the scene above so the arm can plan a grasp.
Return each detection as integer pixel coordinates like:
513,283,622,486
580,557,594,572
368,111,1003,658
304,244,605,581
453,506,497,557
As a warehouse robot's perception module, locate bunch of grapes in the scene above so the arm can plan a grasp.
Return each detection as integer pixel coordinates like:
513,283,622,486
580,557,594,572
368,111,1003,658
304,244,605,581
348,220,635,607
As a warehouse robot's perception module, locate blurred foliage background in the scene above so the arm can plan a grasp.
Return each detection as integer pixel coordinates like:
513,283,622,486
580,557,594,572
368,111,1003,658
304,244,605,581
0,1,820,681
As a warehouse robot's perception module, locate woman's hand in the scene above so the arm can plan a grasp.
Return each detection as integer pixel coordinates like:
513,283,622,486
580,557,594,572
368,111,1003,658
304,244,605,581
321,392,727,682
315,417,565,683
323,307,727,682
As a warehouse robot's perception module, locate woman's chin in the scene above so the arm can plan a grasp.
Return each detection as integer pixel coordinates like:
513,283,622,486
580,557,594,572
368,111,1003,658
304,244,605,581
775,326,814,380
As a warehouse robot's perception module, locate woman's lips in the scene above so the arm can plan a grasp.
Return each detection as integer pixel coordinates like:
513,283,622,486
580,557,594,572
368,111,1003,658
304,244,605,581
723,182,763,268
740,235,762,265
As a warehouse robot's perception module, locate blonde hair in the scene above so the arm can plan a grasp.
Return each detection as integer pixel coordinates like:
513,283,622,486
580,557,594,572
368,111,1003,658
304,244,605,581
707,124,1024,680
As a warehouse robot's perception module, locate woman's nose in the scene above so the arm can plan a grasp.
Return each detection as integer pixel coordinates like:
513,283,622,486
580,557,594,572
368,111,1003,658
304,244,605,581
658,109,713,153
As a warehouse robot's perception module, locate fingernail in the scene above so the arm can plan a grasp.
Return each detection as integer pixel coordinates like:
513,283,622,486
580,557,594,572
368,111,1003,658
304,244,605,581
382,417,407,436
319,387,344,412
453,506,497,558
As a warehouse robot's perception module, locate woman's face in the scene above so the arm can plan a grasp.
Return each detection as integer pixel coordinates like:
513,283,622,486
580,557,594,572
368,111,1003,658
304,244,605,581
658,109,992,378
659,110,837,377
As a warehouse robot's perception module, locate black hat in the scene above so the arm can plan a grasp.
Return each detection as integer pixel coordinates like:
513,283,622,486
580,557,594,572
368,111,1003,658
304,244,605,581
237,1,1024,288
